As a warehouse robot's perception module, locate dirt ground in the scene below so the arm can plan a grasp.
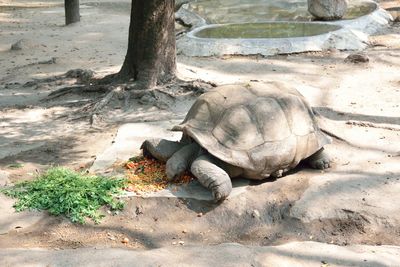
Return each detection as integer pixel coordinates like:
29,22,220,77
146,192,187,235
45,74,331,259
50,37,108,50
0,0,399,254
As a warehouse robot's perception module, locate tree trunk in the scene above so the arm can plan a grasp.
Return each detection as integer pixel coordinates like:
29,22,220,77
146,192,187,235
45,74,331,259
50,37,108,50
65,0,80,25
118,0,177,89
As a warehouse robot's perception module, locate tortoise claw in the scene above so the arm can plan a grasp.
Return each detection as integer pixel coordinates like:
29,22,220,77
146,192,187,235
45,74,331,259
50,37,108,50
211,181,232,203
307,149,331,170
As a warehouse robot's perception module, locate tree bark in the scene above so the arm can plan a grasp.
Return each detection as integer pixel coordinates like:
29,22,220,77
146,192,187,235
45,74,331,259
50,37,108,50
65,0,80,25
118,0,177,88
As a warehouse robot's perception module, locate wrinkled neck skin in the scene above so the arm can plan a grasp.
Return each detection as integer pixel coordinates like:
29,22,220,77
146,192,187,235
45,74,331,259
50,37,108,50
179,134,193,146
180,140,204,166
165,137,204,180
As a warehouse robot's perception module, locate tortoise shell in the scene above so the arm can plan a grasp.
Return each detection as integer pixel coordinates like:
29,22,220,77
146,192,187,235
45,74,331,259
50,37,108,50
173,82,331,179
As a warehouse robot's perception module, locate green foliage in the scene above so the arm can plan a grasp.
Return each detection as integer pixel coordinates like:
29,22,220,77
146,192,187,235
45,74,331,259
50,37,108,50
128,155,145,163
1,167,127,224
8,163,24,169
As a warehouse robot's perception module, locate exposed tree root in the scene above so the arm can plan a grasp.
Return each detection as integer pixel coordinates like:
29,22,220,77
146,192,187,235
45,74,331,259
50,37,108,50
24,69,95,89
89,86,126,125
31,69,216,127
94,72,122,86
45,85,109,101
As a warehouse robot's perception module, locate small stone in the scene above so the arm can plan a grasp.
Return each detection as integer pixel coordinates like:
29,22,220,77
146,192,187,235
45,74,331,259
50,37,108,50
178,241,185,245
182,229,188,234
197,213,203,217
308,0,348,20
65,69,94,83
121,237,129,244
135,206,143,216
10,39,40,51
252,210,261,219
172,241,177,245
345,53,369,63
38,57,57,65
11,40,24,50
139,94,156,105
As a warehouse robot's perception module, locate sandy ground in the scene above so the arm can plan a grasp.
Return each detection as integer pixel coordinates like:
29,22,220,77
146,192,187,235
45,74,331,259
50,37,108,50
0,0,400,260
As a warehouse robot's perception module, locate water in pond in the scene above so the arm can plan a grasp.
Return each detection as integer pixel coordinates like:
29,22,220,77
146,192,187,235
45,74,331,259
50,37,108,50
195,22,341,39
187,0,376,24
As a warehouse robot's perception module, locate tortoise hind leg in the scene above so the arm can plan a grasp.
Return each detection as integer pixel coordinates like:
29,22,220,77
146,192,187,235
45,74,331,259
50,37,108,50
141,139,184,162
305,148,331,170
191,154,232,202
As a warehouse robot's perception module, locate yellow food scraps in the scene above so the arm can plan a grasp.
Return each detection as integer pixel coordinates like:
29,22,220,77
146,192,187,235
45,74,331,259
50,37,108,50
123,156,194,193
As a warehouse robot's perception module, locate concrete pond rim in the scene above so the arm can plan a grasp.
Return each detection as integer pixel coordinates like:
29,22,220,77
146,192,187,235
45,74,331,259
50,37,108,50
177,0,393,57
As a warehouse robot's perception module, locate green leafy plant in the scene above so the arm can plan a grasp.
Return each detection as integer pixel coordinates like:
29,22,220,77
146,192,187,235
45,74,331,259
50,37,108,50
0,167,127,224
8,163,24,169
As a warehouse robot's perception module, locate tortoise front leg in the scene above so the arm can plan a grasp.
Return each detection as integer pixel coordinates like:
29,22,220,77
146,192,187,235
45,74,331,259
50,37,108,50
165,142,200,180
191,154,233,202
141,138,185,162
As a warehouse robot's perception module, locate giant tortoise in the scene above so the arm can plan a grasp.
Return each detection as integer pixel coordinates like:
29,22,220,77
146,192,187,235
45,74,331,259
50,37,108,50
141,82,331,201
